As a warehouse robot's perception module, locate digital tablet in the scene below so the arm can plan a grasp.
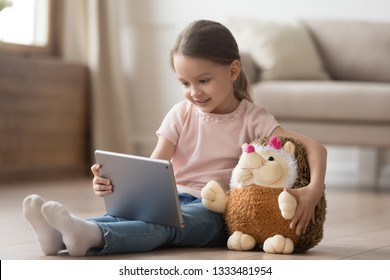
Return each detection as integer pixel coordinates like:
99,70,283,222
94,150,184,228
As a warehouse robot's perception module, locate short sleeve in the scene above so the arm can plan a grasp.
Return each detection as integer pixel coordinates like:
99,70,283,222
156,101,187,146
244,101,280,140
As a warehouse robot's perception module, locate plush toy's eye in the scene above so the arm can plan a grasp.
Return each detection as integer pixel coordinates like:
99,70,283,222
268,156,275,161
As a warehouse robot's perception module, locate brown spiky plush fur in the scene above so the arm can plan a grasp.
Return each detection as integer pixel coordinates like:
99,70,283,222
224,136,327,253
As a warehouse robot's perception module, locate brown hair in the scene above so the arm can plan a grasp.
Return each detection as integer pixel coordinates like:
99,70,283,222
170,20,252,102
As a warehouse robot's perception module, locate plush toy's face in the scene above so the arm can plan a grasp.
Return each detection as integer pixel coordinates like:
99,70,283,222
231,137,298,189
252,149,289,186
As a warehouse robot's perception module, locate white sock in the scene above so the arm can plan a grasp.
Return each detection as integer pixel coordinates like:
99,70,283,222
23,194,63,255
41,201,103,256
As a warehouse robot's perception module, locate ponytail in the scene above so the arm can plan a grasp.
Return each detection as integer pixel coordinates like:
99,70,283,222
234,68,252,102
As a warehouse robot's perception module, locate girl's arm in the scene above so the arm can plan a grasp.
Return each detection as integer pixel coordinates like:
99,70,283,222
150,135,176,160
271,126,327,235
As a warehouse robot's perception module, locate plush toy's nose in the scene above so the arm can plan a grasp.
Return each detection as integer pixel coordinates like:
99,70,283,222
244,144,255,154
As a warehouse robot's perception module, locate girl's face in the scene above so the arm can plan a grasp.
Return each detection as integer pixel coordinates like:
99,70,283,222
173,55,241,114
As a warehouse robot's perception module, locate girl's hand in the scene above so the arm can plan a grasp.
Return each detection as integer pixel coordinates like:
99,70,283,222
91,164,113,197
284,183,323,235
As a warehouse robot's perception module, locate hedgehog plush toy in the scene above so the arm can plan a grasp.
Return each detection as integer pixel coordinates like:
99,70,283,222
201,136,326,254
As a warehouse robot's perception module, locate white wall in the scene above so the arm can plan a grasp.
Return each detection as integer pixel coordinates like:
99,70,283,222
125,0,390,188
149,0,390,23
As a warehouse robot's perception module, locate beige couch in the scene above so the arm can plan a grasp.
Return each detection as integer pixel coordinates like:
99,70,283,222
240,19,390,148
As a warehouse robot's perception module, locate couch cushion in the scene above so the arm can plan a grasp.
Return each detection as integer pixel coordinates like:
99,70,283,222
303,20,390,82
228,17,329,81
240,52,261,84
253,81,390,122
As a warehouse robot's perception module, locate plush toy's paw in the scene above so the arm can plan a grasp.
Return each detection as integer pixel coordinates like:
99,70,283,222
201,180,228,213
278,190,297,220
263,235,294,254
227,231,256,251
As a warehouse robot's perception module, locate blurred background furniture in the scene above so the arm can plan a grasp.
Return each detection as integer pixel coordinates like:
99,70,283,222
0,56,90,182
238,19,390,188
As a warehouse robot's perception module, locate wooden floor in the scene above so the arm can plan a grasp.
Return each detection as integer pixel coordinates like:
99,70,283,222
1,178,390,260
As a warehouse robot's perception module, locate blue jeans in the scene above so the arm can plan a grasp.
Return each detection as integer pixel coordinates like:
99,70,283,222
87,193,228,254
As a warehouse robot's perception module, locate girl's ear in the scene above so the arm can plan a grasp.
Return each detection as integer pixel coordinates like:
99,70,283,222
229,60,241,81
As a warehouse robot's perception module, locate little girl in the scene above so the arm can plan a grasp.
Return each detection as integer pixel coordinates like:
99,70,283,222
23,20,327,256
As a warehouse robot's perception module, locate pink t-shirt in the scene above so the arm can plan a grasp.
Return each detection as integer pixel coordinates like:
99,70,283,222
156,99,279,198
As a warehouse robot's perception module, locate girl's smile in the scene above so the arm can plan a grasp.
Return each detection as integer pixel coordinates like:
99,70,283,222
193,97,212,106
